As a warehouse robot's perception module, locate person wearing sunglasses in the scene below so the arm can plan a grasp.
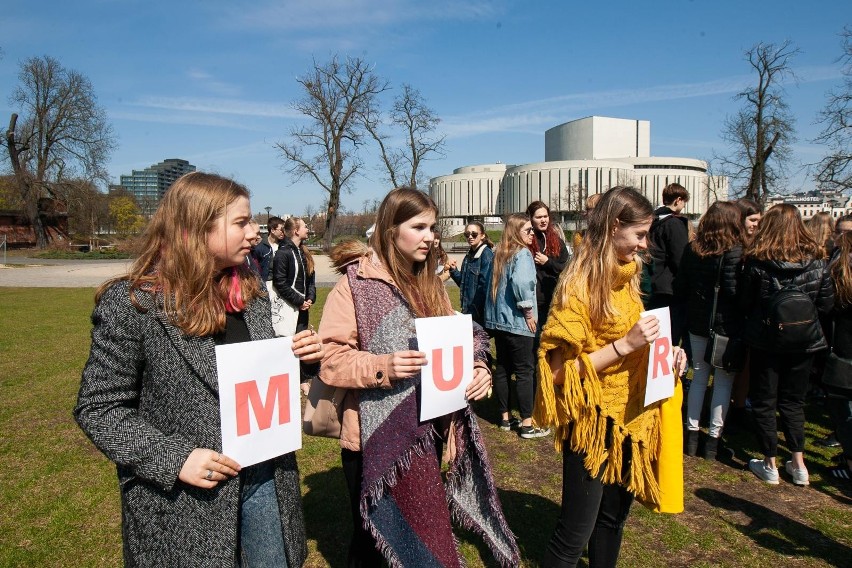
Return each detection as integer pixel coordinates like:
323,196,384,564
449,221,494,328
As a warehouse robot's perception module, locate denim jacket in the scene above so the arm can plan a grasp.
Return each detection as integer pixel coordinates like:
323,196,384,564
485,248,538,337
449,243,494,326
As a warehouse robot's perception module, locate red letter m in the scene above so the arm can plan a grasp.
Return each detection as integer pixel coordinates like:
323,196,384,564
432,346,464,392
235,373,290,436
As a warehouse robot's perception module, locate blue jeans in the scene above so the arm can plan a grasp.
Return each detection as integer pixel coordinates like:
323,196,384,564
240,462,288,568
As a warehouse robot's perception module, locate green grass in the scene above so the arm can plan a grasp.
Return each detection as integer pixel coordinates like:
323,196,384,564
1,286,851,566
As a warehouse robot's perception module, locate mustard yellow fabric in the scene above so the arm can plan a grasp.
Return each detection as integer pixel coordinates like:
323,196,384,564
649,379,684,513
533,260,680,509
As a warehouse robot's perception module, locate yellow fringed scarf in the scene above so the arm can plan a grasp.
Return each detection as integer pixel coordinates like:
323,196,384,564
533,261,666,506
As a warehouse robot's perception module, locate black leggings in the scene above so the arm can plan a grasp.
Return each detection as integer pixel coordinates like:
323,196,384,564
543,450,634,568
341,449,384,567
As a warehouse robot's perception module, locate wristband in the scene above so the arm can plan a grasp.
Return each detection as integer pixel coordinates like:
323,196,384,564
612,340,625,358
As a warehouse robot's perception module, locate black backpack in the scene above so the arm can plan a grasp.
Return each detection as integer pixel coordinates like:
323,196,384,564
758,274,825,352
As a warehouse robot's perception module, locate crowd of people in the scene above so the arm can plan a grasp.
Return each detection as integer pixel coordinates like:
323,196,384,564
73,172,851,567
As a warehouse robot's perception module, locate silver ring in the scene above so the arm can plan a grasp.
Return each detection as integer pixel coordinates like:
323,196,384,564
205,469,214,480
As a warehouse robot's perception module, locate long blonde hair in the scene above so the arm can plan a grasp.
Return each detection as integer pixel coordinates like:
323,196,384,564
491,214,530,301
97,172,263,336
553,186,653,325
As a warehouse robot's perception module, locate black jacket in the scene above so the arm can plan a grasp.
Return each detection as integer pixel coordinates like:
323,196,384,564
532,231,570,319
740,257,835,353
649,206,689,297
675,245,743,338
272,239,316,309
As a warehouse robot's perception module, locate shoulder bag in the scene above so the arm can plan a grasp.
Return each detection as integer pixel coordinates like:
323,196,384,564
704,256,747,372
303,377,348,438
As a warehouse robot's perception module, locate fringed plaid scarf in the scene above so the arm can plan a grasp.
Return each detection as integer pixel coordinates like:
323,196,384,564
347,264,519,567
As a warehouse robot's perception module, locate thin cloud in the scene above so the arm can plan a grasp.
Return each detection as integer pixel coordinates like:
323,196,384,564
187,68,243,98
222,0,502,31
109,109,270,131
128,96,303,119
443,65,842,139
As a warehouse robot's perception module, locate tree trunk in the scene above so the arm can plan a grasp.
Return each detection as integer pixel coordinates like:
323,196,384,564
323,191,340,252
6,113,50,248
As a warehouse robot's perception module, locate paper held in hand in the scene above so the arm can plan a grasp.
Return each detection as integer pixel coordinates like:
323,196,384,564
216,337,302,467
641,307,675,407
415,314,474,422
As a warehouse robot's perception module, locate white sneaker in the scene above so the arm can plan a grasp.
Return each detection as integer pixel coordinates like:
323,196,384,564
785,461,810,486
749,459,780,485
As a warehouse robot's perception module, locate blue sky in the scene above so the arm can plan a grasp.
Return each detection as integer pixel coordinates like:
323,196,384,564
1,1,848,217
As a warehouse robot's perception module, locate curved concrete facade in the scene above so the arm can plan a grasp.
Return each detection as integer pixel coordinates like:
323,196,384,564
429,117,728,228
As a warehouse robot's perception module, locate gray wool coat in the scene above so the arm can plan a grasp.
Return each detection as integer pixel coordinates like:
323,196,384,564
75,281,307,567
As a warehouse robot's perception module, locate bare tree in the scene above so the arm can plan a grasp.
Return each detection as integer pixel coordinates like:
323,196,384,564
813,27,852,191
363,84,446,189
717,41,798,203
276,56,388,250
4,56,115,247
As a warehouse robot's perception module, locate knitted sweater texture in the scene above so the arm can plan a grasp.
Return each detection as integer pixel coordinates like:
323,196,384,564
533,261,663,505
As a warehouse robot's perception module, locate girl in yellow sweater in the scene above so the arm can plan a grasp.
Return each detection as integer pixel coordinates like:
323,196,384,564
533,186,686,568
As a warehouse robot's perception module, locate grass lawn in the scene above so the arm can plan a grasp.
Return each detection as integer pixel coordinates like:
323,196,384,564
1,287,850,566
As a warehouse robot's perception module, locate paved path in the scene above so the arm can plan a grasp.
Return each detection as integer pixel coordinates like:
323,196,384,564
0,253,466,288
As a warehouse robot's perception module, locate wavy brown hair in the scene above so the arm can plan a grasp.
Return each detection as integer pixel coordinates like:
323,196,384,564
691,201,745,258
491,214,531,302
283,217,315,275
97,172,263,337
832,231,852,308
746,204,824,262
554,186,653,325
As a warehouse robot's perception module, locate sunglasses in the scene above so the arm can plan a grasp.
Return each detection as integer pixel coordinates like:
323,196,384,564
463,231,480,238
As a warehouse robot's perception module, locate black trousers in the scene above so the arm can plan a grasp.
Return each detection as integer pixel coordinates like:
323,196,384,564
543,450,634,568
493,330,536,420
749,348,814,456
341,449,384,567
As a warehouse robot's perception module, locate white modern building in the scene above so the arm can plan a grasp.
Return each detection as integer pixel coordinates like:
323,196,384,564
766,191,852,220
430,116,728,230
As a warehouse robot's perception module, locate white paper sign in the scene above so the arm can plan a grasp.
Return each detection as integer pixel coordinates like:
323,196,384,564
216,337,301,467
641,307,675,406
415,314,475,421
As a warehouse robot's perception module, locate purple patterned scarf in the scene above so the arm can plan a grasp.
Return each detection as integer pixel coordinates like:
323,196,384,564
347,264,519,567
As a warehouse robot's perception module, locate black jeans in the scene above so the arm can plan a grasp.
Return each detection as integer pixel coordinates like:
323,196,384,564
341,449,384,567
749,348,814,456
543,450,634,568
493,330,536,420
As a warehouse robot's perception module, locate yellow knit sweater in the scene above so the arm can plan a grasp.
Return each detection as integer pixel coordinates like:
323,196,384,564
533,261,663,506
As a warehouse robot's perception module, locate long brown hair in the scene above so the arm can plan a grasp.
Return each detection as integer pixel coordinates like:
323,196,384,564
691,201,745,258
97,172,263,336
553,186,653,325
491,214,531,301
367,187,450,318
832,232,852,308
526,201,563,257
805,212,834,256
746,204,824,262
283,217,315,275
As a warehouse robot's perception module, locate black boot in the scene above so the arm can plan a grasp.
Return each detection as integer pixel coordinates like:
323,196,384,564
703,436,719,460
685,430,699,457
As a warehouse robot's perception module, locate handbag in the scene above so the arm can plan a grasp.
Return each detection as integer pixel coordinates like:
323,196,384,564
704,256,747,372
302,377,348,438
822,320,852,395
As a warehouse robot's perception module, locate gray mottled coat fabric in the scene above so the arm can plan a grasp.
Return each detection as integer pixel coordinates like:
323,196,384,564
74,281,307,567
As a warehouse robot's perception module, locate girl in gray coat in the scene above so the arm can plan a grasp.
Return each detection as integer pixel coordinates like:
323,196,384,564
75,172,324,567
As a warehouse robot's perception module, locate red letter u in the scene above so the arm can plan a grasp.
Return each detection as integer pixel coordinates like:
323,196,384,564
432,346,464,391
